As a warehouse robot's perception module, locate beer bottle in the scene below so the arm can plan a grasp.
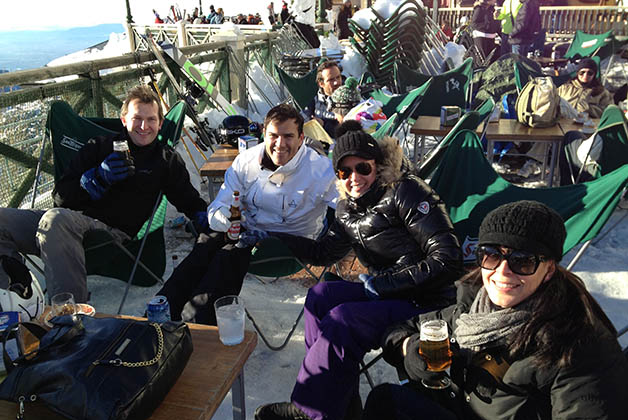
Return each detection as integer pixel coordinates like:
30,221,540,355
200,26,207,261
225,191,241,243
113,140,135,176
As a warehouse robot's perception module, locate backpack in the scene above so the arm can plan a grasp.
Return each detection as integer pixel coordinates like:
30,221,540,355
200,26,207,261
515,76,560,127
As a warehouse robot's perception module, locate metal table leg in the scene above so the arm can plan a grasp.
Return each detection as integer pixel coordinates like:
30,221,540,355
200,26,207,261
232,371,245,420
548,140,559,187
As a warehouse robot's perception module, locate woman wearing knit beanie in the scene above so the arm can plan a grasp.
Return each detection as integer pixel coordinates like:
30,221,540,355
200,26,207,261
558,57,613,118
362,200,628,420
255,121,463,420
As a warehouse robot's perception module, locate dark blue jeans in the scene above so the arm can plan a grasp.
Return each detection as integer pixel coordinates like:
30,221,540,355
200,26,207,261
291,280,429,420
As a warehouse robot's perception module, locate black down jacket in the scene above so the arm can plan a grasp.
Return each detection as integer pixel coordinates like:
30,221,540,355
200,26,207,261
276,137,463,307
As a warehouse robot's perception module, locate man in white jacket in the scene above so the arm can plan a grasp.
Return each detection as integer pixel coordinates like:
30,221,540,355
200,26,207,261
155,104,338,325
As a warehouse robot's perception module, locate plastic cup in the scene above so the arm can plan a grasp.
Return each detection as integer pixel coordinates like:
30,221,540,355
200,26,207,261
51,292,77,317
214,295,245,346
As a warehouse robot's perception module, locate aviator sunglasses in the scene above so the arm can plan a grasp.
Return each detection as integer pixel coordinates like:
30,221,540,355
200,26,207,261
476,245,548,276
578,69,595,77
336,162,373,180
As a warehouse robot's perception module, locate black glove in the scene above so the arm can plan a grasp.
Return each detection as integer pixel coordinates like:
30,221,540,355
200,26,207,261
403,333,446,382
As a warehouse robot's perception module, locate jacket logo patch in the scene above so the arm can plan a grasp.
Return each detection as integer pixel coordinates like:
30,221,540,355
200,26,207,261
418,201,430,214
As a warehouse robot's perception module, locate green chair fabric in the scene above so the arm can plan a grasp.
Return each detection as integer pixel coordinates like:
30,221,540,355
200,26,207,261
563,30,615,60
275,65,319,111
413,58,474,117
428,129,628,263
566,105,628,182
474,97,496,124
417,111,482,180
513,61,573,92
45,100,187,286
369,79,433,138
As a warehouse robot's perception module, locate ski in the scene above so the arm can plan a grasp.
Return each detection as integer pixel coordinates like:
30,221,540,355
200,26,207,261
158,41,238,116
144,29,216,151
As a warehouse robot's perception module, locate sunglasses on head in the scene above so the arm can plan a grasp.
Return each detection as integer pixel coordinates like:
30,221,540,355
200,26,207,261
578,70,595,76
476,245,548,276
336,161,373,180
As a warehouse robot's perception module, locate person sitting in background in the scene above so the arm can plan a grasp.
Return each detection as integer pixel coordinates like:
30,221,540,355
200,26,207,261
255,121,463,420
303,60,344,139
471,0,500,61
280,1,290,24
0,85,207,304
364,200,628,420
211,8,225,24
558,58,613,119
155,104,337,325
330,77,362,124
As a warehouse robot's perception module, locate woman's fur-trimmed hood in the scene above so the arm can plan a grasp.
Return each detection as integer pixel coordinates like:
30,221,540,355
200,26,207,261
336,135,407,199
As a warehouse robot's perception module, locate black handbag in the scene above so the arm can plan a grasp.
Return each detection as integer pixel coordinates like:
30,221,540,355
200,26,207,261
0,315,193,420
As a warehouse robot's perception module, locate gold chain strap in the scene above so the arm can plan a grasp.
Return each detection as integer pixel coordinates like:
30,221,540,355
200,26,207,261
92,323,164,368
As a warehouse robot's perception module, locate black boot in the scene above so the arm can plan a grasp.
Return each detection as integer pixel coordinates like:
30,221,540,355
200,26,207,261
254,402,312,420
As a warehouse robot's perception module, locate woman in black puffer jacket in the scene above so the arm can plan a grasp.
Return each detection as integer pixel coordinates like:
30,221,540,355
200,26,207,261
255,121,463,420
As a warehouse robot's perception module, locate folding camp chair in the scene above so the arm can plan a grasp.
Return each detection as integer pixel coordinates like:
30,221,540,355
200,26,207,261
395,57,474,114
275,65,319,111
427,129,628,266
563,30,615,61
565,105,628,185
369,79,433,156
416,111,483,180
244,208,336,351
35,100,186,313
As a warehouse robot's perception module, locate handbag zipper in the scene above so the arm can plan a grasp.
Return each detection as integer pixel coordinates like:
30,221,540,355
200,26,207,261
84,321,135,377
16,394,36,420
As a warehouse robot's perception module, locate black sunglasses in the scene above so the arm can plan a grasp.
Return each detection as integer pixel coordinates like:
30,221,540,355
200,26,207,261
336,162,373,180
578,70,595,76
476,245,548,276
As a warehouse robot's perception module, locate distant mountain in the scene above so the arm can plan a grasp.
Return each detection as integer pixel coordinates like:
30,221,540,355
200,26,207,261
0,24,124,72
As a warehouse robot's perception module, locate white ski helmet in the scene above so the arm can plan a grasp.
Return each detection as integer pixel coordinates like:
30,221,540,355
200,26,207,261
0,272,45,321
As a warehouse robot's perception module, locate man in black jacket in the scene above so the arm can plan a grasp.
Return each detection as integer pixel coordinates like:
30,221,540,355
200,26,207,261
509,0,541,57
0,85,207,303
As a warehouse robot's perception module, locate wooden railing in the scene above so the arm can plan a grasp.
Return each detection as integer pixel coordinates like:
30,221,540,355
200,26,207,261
438,6,627,39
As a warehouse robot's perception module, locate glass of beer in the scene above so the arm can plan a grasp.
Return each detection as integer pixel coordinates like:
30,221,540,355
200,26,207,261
418,319,452,389
51,292,77,318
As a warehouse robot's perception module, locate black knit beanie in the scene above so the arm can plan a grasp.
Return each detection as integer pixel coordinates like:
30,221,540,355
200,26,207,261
577,58,598,75
478,200,566,261
332,121,383,171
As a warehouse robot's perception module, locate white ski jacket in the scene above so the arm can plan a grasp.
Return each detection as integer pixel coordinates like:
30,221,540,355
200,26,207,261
208,142,337,239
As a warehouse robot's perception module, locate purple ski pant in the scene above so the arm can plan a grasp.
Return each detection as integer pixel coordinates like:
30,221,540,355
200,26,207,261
291,280,427,420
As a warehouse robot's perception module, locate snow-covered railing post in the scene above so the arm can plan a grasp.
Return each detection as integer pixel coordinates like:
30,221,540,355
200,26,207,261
212,29,247,110
126,22,137,53
177,20,188,48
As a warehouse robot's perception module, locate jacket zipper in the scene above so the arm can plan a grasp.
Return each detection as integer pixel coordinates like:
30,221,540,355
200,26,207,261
84,321,135,377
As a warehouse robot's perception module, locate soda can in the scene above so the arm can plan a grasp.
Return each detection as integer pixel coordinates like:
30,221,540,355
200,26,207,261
146,296,171,324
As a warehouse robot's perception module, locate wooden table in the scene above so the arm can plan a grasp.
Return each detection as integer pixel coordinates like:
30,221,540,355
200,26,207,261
200,145,239,200
410,115,484,165
484,119,566,186
0,322,257,420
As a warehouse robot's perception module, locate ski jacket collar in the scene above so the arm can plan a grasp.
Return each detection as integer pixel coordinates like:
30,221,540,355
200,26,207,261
256,141,308,187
